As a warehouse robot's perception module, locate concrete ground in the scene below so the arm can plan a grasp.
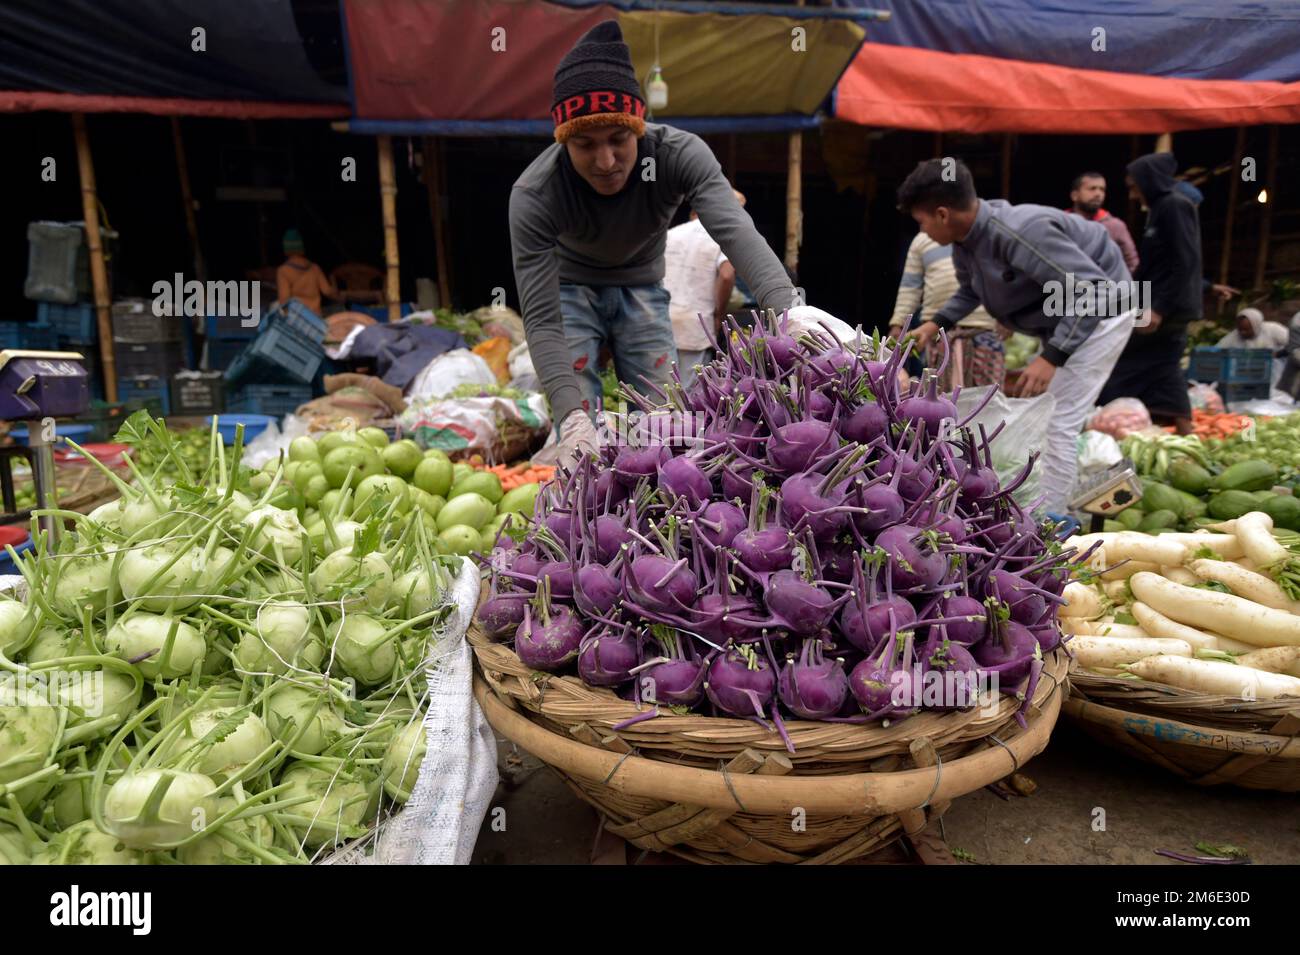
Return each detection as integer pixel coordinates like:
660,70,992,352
472,721,1300,865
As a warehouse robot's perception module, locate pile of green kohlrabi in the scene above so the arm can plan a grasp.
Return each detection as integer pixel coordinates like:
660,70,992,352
0,412,456,864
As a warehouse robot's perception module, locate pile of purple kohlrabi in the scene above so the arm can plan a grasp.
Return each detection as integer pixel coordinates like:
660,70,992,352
476,311,1086,752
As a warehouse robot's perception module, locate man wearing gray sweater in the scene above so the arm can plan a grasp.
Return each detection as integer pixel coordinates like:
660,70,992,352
509,21,796,460
903,158,1136,513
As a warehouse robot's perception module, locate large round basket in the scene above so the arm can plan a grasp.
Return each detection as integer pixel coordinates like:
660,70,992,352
1064,669,1300,792
470,617,1069,865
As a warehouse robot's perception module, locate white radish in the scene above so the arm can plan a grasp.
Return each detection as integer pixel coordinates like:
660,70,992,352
1187,558,1297,612
1084,622,1151,640
1159,566,1200,587
1102,580,1130,603
1130,572,1300,647
1233,512,1291,571
1071,636,1191,669
1101,533,1190,567
1062,616,1114,635
1060,582,1106,619
1126,654,1300,699
1234,646,1300,676
1130,602,1222,651
1157,533,1244,560
1100,561,1162,582
1236,556,1258,572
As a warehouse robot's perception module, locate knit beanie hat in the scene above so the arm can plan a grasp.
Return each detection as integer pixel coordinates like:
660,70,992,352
551,20,646,144
282,228,305,254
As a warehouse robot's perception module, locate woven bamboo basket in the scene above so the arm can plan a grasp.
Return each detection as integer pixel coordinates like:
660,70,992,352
1064,669,1300,792
470,618,1069,864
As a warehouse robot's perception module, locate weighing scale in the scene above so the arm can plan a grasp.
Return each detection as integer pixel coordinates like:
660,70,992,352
1068,458,1144,534
0,349,90,545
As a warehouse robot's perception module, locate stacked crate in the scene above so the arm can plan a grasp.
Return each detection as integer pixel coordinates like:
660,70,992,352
1187,347,1273,404
223,301,323,416
112,299,183,414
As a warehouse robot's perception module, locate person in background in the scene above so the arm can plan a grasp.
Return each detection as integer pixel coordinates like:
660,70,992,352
900,158,1134,515
1065,171,1140,274
1098,153,1204,435
1216,307,1288,351
1275,310,1300,397
888,230,1005,390
276,228,336,317
509,21,797,463
662,192,744,389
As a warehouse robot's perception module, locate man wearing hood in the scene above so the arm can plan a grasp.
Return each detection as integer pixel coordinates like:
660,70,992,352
1098,152,1205,433
509,21,798,462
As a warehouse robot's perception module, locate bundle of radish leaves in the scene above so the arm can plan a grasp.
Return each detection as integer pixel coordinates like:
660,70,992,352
477,312,1088,749
0,413,457,864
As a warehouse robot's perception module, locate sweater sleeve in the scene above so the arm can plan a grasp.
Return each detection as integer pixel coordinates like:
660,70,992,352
674,134,796,314
509,186,585,425
931,251,981,330
1108,217,1141,274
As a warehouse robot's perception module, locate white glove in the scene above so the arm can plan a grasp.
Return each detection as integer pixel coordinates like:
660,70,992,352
556,409,601,468
783,305,859,345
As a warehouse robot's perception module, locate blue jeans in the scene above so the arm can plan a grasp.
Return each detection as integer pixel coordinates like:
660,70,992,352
560,282,676,417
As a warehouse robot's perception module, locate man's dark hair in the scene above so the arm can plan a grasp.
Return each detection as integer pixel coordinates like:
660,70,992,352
896,158,977,214
1071,171,1105,192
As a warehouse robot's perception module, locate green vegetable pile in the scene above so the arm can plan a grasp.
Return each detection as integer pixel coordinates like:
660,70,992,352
1112,425,1300,533
274,426,540,558
0,412,460,864
1209,412,1300,479
1003,333,1040,372
438,383,525,401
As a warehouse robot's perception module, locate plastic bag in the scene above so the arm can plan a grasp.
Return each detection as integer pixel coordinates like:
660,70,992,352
406,349,497,402
1187,383,1225,414
472,336,513,383
399,392,551,462
240,414,313,469
1087,397,1152,439
954,386,1056,507
1076,429,1122,476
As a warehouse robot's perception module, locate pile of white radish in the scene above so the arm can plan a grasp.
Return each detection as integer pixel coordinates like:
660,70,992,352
1061,513,1300,701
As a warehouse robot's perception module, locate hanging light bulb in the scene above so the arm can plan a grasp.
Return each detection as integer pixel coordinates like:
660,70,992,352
648,65,669,110
1257,189,1270,204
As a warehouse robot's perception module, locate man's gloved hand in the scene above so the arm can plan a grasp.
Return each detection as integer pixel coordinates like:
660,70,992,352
556,409,601,468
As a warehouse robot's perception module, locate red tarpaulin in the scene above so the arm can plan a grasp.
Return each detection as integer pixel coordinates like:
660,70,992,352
836,42,1300,133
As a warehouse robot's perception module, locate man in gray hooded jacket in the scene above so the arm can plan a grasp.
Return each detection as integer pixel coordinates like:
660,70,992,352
903,157,1136,513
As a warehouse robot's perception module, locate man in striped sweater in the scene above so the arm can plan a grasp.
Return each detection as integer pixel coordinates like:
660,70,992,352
888,231,1005,389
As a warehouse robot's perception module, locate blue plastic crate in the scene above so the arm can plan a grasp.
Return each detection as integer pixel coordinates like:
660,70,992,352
226,384,312,417
1188,347,1273,385
205,314,260,341
266,300,327,342
36,301,96,343
0,322,23,349
206,413,274,445
117,375,171,415
19,324,60,350
224,322,322,386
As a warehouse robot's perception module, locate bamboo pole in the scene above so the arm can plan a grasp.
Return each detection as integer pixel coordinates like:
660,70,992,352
1253,124,1279,293
71,113,117,403
1217,126,1246,317
1155,132,1173,153
377,135,401,323
422,137,452,310
784,130,802,276
170,117,206,283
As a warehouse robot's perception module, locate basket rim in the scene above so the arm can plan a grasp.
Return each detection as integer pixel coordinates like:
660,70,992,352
473,673,1062,815
1068,665,1300,721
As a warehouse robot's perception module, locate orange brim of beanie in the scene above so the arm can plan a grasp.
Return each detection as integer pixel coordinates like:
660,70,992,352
554,112,646,144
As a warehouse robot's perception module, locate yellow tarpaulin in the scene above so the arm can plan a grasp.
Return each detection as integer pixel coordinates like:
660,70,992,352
619,11,864,117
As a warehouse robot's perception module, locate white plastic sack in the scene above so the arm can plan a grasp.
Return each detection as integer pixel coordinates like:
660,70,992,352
406,349,497,402
328,558,498,865
399,392,550,460
240,413,312,469
1076,429,1123,475
954,387,1057,507
507,342,540,393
